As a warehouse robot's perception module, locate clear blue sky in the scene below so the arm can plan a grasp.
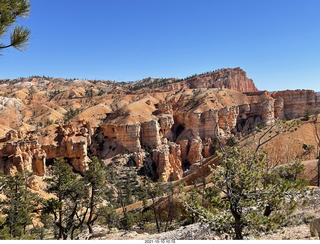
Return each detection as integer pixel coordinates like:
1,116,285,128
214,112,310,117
1,0,320,91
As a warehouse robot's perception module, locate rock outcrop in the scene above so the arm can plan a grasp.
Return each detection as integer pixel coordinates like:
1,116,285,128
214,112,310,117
0,96,21,111
272,90,320,120
152,142,183,182
98,90,282,181
154,67,258,93
0,121,93,176
187,68,258,92
2,68,320,185
41,121,93,173
5,129,23,141
0,133,46,176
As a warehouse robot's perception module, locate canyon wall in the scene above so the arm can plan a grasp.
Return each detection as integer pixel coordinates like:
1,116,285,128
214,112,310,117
1,68,320,184
272,90,320,120
3,89,319,182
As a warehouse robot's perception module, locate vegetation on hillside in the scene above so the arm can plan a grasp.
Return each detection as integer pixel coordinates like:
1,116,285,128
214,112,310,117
127,68,228,91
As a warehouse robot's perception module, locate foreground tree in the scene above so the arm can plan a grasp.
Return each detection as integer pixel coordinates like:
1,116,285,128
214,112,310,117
0,172,40,239
184,147,309,240
43,158,88,240
145,181,163,233
43,157,111,239
0,0,31,51
84,157,109,233
184,119,310,239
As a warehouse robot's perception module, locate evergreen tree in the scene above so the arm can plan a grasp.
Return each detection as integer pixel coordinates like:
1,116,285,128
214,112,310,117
145,181,163,233
0,0,31,51
183,147,309,240
43,158,88,240
0,172,40,239
84,157,109,233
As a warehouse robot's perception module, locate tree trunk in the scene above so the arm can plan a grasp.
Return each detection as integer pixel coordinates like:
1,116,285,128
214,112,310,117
164,195,172,232
231,206,243,240
87,186,95,234
58,212,63,239
264,204,272,217
233,214,243,240
58,178,64,240
88,223,93,234
71,228,74,240
234,222,243,239
152,197,160,233
63,231,68,240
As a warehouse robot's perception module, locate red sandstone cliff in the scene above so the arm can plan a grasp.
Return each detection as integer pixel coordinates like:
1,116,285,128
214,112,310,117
1,69,320,185
154,68,258,93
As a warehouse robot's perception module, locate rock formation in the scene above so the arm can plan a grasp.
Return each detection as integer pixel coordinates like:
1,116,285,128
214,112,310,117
41,121,93,173
0,121,93,176
1,68,320,184
154,67,258,93
272,90,320,120
0,132,46,176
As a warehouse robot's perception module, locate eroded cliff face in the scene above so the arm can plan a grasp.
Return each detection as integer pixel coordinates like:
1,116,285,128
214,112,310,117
2,68,320,184
98,90,280,182
154,67,258,93
0,131,46,176
272,90,320,120
0,121,93,176
96,89,320,182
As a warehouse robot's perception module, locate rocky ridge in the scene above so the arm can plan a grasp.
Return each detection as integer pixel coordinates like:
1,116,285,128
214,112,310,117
0,68,319,184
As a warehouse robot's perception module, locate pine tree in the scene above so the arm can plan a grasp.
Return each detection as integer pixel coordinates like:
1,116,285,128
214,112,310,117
43,158,88,240
183,120,309,239
0,172,40,239
0,0,31,51
145,181,163,233
84,157,109,233
183,147,309,240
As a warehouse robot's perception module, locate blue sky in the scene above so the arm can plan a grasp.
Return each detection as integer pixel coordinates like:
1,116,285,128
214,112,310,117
1,0,320,91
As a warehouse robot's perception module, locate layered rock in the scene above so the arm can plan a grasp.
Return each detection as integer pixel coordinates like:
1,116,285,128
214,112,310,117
0,133,46,176
272,90,320,120
0,121,93,176
3,69,320,185
152,142,183,182
187,137,203,165
0,96,21,111
154,67,258,93
187,68,258,92
140,119,162,149
42,121,93,173
4,129,23,141
158,114,174,140
101,123,141,152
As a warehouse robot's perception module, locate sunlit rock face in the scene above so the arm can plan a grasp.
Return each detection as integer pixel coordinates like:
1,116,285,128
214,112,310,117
1,69,320,183
272,90,320,120
154,67,258,93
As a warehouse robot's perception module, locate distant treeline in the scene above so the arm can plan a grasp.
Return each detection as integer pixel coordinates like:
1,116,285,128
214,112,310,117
128,68,228,91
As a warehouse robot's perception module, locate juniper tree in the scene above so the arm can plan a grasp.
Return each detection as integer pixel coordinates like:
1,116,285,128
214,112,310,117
0,0,31,51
